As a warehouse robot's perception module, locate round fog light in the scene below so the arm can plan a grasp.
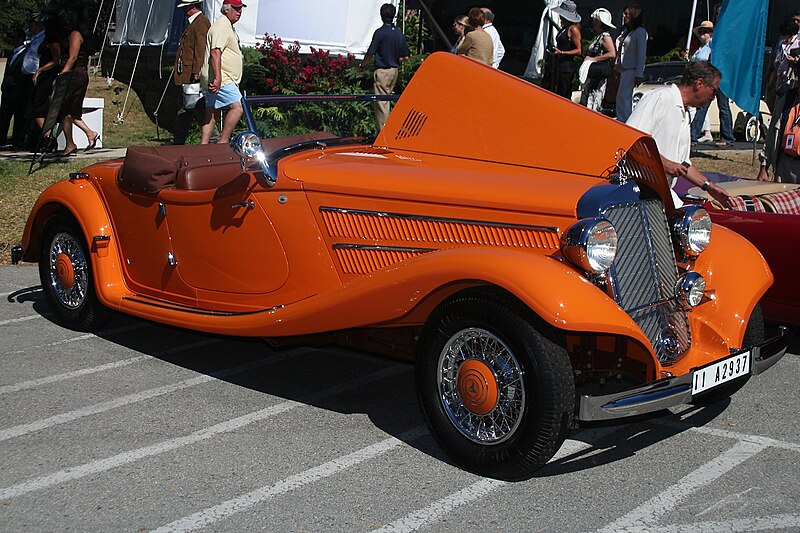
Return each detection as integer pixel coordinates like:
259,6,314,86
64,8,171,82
676,272,706,307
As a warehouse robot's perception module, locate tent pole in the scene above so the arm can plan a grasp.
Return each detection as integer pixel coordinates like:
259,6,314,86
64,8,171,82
686,0,698,52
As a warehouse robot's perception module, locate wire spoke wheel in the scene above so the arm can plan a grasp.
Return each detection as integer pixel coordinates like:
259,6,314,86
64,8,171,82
47,232,89,310
39,216,109,332
438,328,525,444
416,291,574,480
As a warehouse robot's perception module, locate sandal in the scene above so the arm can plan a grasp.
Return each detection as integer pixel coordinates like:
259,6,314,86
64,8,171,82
86,134,100,151
714,140,733,147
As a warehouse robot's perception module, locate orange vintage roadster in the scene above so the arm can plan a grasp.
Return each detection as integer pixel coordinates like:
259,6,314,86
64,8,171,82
13,53,787,480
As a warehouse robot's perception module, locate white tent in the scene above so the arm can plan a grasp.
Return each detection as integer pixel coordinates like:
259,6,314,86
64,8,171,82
112,0,400,57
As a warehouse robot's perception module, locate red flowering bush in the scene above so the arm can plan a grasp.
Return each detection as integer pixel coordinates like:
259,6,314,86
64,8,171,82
244,35,357,95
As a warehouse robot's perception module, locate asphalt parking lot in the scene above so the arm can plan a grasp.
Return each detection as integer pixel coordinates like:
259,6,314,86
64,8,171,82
1,264,799,532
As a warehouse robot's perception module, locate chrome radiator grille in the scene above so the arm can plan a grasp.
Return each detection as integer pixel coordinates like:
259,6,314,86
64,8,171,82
604,199,691,362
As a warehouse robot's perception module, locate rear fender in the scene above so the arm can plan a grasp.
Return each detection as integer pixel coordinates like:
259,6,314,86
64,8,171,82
20,180,127,307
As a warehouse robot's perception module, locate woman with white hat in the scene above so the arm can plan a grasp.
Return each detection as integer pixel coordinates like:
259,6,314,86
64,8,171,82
550,0,582,99
579,8,616,111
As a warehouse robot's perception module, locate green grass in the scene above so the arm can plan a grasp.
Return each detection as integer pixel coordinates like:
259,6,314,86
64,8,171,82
1,76,161,264
0,157,110,264
86,76,166,148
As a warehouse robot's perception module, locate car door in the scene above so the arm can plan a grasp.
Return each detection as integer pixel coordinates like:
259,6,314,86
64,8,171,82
157,172,290,297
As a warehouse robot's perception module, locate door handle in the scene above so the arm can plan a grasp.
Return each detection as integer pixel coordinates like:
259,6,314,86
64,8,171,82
231,199,255,210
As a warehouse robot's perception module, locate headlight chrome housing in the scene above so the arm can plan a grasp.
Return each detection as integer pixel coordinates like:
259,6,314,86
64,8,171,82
230,131,275,186
670,206,711,257
561,218,618,274
675,271,706,307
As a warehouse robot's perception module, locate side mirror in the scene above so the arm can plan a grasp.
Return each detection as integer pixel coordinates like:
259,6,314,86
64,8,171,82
230,132,276,186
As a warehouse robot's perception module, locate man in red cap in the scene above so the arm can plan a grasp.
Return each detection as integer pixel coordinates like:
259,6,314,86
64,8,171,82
200,0,245,144
171,0,210,145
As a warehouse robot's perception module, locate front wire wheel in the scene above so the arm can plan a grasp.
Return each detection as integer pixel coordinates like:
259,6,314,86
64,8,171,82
417,291,575,480
39,216,109,331
438,327,526,445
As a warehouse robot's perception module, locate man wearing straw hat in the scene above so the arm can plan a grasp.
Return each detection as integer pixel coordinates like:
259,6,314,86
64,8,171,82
172,0,210,145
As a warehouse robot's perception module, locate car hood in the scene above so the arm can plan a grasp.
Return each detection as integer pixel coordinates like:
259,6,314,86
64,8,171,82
376,52,645,178
282,146,601,218
283,53,659,217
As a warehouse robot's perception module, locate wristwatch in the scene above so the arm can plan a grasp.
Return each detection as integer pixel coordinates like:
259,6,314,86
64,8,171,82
701,180,711,191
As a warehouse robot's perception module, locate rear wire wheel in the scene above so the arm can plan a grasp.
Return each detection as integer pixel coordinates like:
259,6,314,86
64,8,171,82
416,291,574,480
39,215,109,331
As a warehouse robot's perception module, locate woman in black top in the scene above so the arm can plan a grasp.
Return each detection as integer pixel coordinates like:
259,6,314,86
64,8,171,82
58,4,99,156
551,0,583,99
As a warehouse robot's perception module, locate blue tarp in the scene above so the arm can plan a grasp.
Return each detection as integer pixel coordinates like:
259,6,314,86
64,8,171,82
711,0,768,116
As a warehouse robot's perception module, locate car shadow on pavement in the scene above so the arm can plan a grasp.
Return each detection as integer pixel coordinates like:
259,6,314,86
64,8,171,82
535,403,729,479
7,290,770,480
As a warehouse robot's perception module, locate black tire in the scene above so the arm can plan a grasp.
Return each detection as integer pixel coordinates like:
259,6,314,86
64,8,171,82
416,291,574,480
692,303,764,405
39,215,110,332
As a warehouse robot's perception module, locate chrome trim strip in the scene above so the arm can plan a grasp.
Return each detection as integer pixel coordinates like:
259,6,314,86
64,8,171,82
332,243,436,253
122,296,284,316
92,235,111,242
578,330,788,421
320,206,560,234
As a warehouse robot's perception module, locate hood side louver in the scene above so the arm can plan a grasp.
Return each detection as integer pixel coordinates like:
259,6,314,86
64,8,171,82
395,108,428,140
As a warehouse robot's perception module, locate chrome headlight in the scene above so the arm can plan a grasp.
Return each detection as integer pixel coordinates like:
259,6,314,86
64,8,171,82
230,131,275,186
231,131,262,157
676,272,706,307
561,218,618,273
671,206,711,257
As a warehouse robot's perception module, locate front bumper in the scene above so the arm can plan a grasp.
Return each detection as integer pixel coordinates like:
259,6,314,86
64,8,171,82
577,329,789,421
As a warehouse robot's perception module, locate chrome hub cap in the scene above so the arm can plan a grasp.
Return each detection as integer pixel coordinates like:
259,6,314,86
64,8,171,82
48,232,88,309
438,327,525,444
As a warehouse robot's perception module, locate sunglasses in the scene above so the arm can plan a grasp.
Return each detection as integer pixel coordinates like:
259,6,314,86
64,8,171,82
231,5,243,10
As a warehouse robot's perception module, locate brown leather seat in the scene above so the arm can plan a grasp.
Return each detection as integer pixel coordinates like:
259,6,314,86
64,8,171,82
118,132,339,193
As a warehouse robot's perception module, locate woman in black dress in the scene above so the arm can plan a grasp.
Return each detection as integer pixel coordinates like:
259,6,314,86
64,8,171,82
58,3,99,156
550,0,583,99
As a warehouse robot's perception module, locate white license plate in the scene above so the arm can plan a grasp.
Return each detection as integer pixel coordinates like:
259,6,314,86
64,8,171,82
692,351,751,395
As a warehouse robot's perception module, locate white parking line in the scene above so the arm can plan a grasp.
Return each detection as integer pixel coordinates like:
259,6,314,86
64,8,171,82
596,440,767,533
0,334,216,394
1,334,222,396
3,322,150,356
369,427,621,533
0,340,271,442
0,365,408,501
371,478,506,533
0,355,150,395
659,418,800,453
632,513,800,532
150,426,428,533
0,314,43,326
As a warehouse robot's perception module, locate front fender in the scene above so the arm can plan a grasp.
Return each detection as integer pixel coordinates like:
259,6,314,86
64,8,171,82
20,179,128,306
692,224,772,345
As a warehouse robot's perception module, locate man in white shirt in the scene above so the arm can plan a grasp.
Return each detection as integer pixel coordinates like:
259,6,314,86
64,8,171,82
627,61,732,208
481,7,505,69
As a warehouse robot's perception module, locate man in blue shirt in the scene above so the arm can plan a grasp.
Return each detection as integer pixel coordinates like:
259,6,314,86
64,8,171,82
360,3,409,130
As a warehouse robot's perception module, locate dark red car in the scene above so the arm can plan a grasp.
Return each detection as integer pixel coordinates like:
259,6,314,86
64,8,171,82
682,178,800,327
